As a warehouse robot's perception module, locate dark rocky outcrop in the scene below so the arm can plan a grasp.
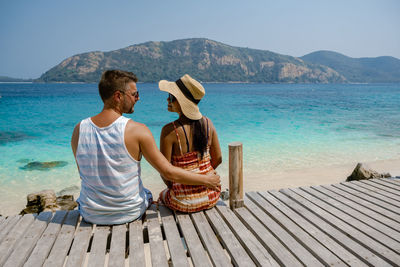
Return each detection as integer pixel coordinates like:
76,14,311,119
20,189,77,215
20,161,68,171
56,195,78,211
220,189,229,201
346,163,391,182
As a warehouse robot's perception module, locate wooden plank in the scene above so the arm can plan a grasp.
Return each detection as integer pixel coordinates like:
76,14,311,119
87,225,109,267
24,211,68,267
270,190,391,266
248,191,355,266
305,186,400,243
322,184,400,224
379,178,400,188
190,211,229,267
216,205,278,266
343,182,400,210
176,213,212,267
43,210,80,267
0,213,35,266
0,216,5,235
314,185,400,231
129,220,145,267
147,204,168,267
331,184,400,222
0,215,21,243
64,218,93,267
243,195,328,266
273,190,397,265
4,211,53,267
362,179,400,197
235,206,306,266
205,207,255,266
158,205,189,267
352,180,400,203
108,224,127,267
288,187,400,258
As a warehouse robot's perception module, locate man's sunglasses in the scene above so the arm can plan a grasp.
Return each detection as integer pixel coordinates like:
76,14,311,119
120,90,139,98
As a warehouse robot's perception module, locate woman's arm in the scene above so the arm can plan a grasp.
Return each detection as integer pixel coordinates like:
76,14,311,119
208,119,222,169
160,124,173,188
136,124,220,189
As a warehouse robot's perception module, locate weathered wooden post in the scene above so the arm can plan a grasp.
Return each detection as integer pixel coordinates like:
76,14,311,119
229,142,244,209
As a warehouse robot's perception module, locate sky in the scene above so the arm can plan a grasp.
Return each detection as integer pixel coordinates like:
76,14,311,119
0,0,399,79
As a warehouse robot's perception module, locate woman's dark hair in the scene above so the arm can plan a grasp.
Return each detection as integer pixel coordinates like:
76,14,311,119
191,118,208,157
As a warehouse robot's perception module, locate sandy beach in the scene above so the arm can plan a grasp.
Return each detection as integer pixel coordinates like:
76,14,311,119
239,158,400,193
1,158,399,217
141,158,400,203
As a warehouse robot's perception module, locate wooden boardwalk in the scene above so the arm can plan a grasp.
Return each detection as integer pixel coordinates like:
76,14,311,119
1,178,400,266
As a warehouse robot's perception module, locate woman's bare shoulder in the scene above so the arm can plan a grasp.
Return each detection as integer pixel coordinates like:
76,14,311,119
161,121,176,138
204,116,216,130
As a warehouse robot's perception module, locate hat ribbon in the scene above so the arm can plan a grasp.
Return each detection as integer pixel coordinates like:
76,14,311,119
175,79,200,104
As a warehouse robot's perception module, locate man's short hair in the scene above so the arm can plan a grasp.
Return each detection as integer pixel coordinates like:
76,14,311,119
98,70,138,102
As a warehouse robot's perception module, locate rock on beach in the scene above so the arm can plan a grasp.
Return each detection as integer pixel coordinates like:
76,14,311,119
346,163,391,182
56,185,80,196
20,189,77,215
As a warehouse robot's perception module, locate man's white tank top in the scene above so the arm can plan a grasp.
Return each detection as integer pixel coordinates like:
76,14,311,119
76,116,148,224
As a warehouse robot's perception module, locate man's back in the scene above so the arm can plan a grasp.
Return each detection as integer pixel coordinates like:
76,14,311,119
76,116,150,224
71,70,220,225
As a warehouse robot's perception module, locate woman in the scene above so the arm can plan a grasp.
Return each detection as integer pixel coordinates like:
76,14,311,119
158,74,222,212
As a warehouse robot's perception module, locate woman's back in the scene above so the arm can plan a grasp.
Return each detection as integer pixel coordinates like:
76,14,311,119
157,74,222,212
159,117,221,212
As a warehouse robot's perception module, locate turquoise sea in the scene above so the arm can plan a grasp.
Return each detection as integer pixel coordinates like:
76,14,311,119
1,83,400,215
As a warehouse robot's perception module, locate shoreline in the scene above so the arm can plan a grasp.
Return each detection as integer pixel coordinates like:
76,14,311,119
1,158,399,217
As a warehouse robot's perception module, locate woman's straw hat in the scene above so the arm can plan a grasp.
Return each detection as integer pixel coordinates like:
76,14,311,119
159,74,205,120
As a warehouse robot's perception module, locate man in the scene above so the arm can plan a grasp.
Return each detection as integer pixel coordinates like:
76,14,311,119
71,70,220,225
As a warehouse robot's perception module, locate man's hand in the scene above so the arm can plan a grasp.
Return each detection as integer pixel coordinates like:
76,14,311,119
205,170,221,191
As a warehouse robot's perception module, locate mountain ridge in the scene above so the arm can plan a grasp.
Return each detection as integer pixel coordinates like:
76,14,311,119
3,38,398,83
0,76,33,82
300,50,400,83
36,38,346,83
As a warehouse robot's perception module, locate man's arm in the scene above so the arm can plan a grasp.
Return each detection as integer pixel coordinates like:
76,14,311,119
71,123,80,158
137,124,220,189
71,122,81,171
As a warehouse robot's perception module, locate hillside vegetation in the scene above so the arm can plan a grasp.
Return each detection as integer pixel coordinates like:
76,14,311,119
37,38,346,83
301,51,400,83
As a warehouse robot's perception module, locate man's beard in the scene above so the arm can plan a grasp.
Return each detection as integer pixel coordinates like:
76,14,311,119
124,104,134,114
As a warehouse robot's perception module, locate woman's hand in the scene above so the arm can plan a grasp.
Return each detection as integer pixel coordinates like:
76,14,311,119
205,170,221,191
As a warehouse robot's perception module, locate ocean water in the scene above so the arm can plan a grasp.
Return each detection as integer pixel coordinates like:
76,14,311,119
1,83,400,215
